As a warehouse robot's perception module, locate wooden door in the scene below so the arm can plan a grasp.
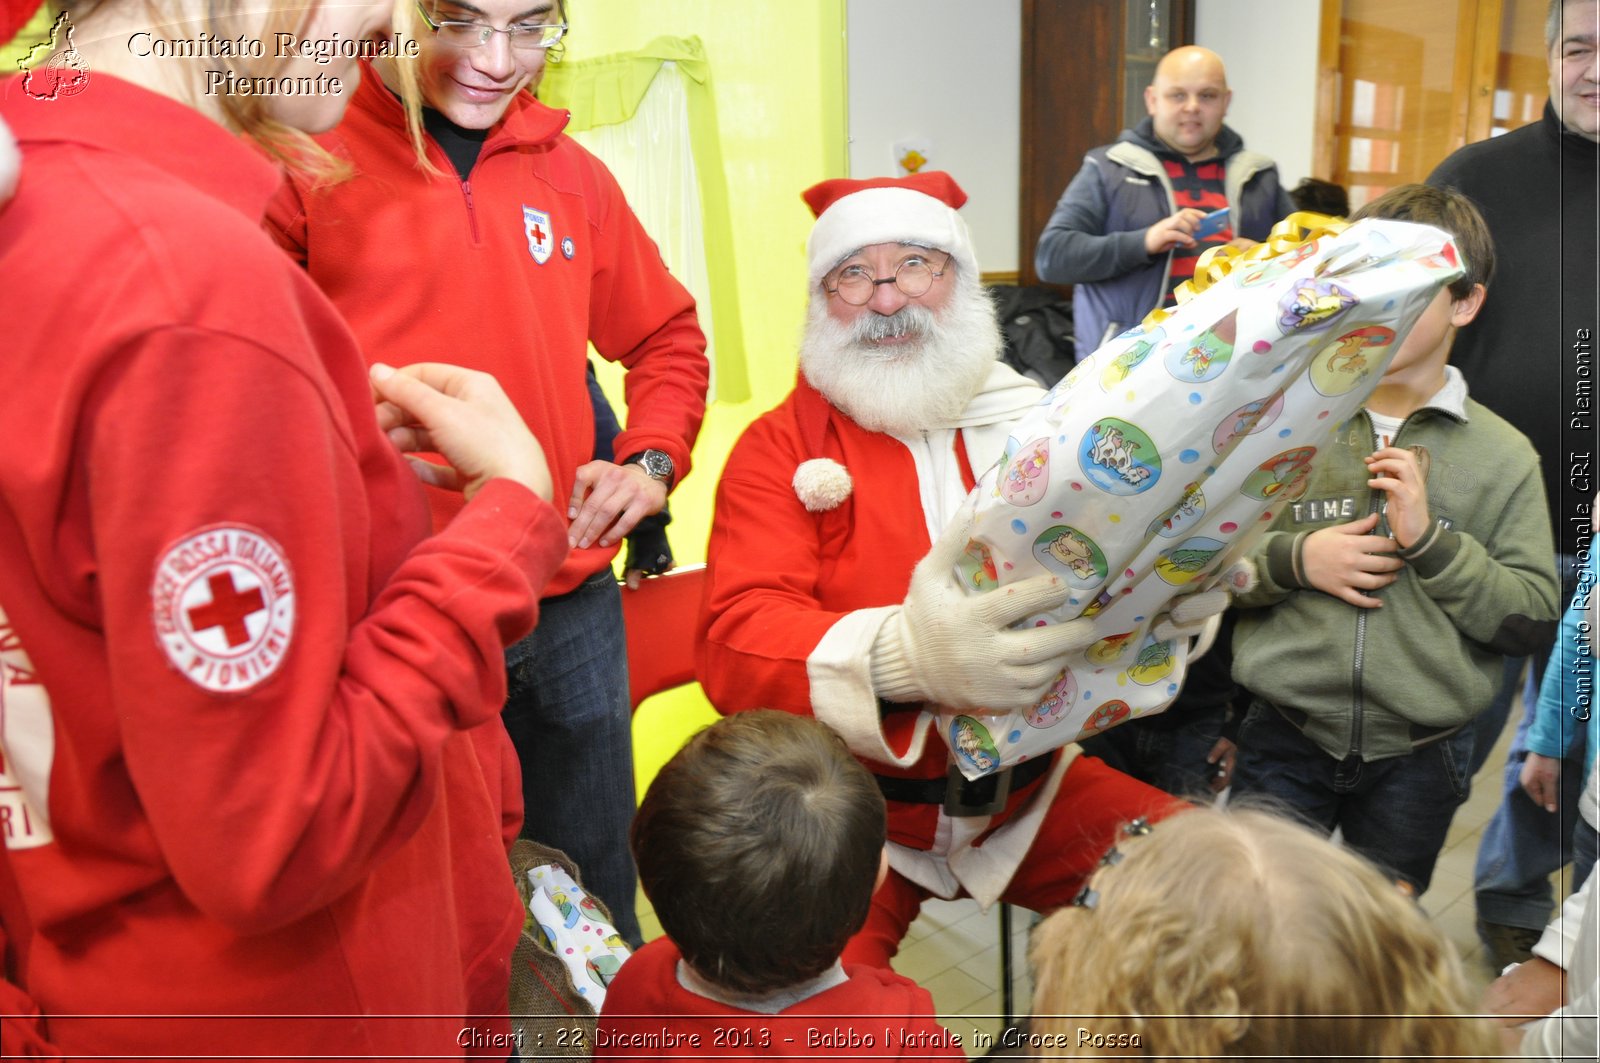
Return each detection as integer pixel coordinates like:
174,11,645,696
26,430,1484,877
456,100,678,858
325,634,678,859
1315,0,1549,209
1018,0,1195,287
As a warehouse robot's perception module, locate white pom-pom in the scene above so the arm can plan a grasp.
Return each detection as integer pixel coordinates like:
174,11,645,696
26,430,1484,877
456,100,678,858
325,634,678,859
793,458,852,512
0,117,19,205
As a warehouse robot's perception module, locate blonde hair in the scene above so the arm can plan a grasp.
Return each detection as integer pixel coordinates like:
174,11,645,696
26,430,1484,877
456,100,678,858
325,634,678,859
393,1,568,173
391,0,439,175
63,1,416,181
1028,805,1497,1062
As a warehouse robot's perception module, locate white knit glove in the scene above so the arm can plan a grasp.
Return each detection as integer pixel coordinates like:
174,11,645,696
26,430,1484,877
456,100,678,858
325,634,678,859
1150,558,1257,656
871,502,1099,711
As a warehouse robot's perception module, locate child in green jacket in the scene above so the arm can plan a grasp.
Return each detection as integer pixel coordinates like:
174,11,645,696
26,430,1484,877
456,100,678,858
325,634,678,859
1229,184,1560,895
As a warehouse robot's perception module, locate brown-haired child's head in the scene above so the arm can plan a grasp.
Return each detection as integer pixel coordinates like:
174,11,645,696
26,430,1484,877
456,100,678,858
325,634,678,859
1352,184,1494,380
630,711,887,994
1351,182,1494,299
1029,805,1498,1061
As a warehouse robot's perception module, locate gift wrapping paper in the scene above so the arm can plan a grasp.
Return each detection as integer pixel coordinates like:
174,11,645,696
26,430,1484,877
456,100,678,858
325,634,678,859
940,215,1466,779
525,862,632,1009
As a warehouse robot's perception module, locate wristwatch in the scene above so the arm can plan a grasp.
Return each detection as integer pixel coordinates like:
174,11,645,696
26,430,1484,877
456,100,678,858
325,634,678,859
623,449,674,487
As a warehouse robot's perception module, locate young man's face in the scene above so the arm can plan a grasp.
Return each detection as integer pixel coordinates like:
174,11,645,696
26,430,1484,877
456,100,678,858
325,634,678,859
416,0,562,129
1550,0,1600,142
1144,51,1231,161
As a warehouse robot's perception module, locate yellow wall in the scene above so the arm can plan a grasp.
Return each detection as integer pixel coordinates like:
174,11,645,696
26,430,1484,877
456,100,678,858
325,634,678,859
1,5,55,69
563,1,849,793
1,0,848,799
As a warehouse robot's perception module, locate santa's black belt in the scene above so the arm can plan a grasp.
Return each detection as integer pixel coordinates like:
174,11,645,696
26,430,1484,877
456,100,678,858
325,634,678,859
873,754,1055,818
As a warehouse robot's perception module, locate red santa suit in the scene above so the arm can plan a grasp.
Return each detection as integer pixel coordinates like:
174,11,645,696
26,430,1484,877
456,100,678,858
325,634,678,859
0,76,563,1058
698,174,1175,965
597,937,964,1061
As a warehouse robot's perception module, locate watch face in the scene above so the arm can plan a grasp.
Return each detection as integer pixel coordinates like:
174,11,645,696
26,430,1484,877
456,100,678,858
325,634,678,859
635,450,673,483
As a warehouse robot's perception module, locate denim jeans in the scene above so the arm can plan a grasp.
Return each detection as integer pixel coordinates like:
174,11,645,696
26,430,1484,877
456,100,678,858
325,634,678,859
501,570,641,946
1472,554,1584,933
1231,700,1476,894
1077,704,1227,800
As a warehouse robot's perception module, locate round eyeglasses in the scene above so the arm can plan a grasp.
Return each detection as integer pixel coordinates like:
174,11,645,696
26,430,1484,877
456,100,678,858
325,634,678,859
416,2,569,51
822,252,952,306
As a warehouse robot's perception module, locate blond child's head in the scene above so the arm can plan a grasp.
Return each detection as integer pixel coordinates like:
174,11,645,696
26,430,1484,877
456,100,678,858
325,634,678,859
1029,805,1496,1061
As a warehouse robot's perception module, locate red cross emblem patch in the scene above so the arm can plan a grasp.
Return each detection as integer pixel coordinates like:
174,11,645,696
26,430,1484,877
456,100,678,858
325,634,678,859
150,525,296,694
523,205,553,265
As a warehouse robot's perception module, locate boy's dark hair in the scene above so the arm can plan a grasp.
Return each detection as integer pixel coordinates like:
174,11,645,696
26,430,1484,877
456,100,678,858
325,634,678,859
1288,177,1350,218
631,710,887,994
1349,183,1494,299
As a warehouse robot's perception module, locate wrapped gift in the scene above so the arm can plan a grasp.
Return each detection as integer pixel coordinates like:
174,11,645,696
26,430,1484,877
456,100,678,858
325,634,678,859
525,862,632,1010
939,214,1466,779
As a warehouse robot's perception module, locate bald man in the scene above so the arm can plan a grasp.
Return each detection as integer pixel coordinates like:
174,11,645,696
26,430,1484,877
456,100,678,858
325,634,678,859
1032,47,1293,799
1035,46,1294,356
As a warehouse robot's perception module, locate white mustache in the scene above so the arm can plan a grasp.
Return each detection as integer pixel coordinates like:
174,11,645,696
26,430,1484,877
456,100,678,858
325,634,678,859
853,305,935,344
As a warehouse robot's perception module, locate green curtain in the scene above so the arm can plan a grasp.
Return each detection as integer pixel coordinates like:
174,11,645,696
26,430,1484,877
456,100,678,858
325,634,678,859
542,36,748,403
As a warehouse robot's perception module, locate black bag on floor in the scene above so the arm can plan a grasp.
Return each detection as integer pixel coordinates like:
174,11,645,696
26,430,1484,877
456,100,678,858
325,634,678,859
988,284,1076,388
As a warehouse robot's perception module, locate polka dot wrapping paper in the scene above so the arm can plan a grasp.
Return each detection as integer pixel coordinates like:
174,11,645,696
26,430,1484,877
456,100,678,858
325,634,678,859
525,862,632,1010
941,217,1466,780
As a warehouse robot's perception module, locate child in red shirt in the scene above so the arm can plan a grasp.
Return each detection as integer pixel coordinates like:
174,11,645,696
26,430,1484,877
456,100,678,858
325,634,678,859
599,712,963,1060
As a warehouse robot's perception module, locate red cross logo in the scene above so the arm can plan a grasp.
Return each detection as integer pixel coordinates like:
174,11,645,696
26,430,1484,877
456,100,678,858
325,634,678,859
529,222,546,245
186,571,265,648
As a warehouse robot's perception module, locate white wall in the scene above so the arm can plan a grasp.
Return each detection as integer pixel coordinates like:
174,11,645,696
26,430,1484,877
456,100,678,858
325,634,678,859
1196,0,1320,188
842,0,1323,273
845,0,1021,273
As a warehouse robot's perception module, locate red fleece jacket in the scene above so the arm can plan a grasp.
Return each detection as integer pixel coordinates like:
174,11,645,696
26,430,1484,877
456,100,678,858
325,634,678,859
269,66,709,596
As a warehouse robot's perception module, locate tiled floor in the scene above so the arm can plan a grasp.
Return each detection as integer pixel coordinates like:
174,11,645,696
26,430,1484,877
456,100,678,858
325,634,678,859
633,690,1569,1057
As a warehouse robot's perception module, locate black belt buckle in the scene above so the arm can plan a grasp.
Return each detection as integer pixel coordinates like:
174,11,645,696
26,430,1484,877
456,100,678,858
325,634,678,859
943,763,1013,817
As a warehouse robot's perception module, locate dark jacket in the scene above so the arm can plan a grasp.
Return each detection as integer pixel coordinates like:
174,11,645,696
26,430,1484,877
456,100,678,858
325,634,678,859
1035,119,1293,358
1426,102,1599,557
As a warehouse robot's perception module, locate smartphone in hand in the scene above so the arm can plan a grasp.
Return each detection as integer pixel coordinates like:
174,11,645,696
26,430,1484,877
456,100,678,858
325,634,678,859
1193,207,1231,240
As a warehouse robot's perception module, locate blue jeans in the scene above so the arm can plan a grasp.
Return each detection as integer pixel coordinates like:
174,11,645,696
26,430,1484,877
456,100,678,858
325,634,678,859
501,570,641,946
1232,700,1476,894
1472,555,1584,933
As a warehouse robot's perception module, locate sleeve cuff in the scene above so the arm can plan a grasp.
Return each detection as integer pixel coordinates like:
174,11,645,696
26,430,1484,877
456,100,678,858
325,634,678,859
868,611,922,702
1396,521,1461,578
809,607,934,769
1264,532,1308,590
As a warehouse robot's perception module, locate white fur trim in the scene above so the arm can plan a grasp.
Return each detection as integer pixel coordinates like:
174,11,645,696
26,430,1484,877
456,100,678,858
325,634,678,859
0,116,19,205
793,458,852,512
807,186,978,285
885,745,1080,908
807,607,935,769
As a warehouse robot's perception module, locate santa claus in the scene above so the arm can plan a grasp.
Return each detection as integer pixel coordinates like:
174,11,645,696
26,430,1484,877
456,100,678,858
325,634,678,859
696,172,1222,965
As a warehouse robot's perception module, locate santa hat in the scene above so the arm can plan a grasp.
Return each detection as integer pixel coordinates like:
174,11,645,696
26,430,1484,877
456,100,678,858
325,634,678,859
802,171,978,286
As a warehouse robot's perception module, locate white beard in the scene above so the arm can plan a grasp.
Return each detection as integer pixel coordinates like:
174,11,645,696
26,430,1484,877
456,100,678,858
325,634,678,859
798,278,1002,438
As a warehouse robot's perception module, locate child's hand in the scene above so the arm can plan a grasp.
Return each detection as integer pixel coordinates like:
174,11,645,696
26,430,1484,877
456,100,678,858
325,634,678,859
1518,752,1564,813
1364,446,1431,549
1301,512,1402,607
